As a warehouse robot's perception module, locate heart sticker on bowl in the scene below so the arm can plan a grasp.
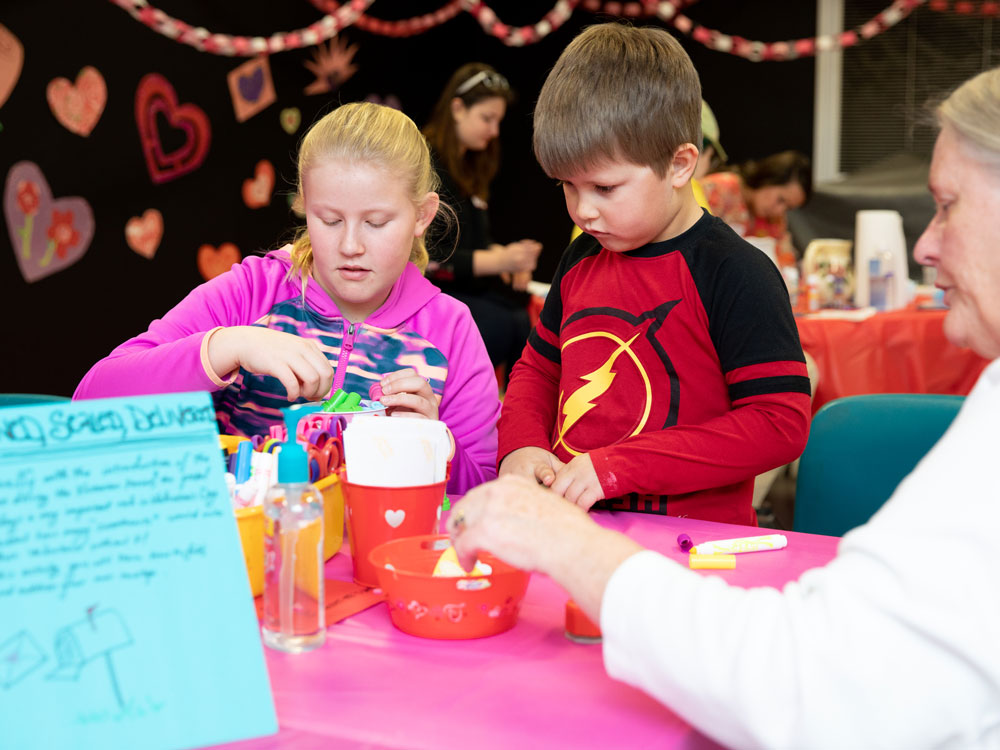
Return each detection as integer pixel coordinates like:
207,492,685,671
384,509,405,528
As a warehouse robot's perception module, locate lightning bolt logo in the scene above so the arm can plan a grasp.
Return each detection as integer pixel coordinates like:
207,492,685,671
554,333,641,454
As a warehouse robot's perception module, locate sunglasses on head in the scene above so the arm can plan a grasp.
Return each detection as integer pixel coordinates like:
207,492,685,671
455,70,510,96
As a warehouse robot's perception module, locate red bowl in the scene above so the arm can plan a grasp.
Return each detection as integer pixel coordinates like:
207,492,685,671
369,534,530,639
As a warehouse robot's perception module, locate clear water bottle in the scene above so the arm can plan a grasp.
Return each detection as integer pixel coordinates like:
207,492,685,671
262,410,325,653
868,255,893,311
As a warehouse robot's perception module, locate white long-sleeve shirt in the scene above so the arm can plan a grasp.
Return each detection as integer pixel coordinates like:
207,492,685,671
602,358,1000,749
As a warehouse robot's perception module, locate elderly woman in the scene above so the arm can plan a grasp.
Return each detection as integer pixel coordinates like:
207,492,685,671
447,68,1000,749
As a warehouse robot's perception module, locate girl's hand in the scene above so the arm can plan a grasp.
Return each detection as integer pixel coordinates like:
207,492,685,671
207,326,334,401
378,368,440,420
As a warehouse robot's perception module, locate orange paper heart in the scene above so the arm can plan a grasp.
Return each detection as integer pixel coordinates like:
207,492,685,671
242,160,275,209
0,24,24,109
197,242,241,281
46,66,106,137
125,208,164,259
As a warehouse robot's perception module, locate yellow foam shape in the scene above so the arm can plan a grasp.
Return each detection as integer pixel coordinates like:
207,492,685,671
432,545,489,577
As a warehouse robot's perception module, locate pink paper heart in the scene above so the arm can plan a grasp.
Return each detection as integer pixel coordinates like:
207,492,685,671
135,73,211,185
46,66,107,136
125,208,164,259
0,24,24,109
242,159,274,209
4,161,94,283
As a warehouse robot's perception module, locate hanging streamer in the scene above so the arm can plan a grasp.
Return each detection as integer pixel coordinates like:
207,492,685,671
107,0,930,58
107,0,375,55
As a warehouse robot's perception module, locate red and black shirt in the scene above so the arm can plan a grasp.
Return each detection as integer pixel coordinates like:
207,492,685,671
498,211,811,525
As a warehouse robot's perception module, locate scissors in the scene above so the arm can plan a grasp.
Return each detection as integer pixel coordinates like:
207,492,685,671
306,429,342,482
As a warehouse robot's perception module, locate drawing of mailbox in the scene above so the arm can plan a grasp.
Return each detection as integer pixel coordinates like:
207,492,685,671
48,609,133,708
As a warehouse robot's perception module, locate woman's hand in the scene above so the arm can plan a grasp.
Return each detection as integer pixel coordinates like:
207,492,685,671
475,240,542,277
207,326,333,401
378,368,440,420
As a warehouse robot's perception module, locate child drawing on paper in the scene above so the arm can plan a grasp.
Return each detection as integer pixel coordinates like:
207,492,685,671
75,103,500,494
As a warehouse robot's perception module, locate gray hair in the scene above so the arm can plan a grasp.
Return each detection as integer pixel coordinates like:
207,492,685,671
939,67,1000,162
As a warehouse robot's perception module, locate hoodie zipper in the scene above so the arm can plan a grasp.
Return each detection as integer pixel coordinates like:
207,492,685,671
332,320,357,392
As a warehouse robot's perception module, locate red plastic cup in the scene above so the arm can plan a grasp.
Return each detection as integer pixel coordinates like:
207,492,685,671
341,476,445,587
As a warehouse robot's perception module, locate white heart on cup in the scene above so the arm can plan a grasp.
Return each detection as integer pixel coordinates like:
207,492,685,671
384,509,405,528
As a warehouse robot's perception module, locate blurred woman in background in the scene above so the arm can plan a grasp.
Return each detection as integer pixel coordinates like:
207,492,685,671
700,149,811,270
423,63,542,382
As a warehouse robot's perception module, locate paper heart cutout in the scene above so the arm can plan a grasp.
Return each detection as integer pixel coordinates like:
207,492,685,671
238,67,264,102
47,66,106,136
197,242,240,281
0,24,24,109
280,107,301,134
384,509,405,528
242,159,274,209
125,208,164,259
4,161,94,283
135,73,211,185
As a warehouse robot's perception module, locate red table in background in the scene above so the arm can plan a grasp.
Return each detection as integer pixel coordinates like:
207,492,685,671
214,512,839,750
795,306,988,413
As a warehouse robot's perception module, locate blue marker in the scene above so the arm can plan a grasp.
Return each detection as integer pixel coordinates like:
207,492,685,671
233,440,253,484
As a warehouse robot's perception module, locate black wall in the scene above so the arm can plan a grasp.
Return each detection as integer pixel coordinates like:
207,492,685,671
1,1,816,396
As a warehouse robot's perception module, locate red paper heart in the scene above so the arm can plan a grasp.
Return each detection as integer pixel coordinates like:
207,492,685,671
47,66,107,136
4,161,94,283
125,208,164,259
197,242,241,281
242,159,275,209
135,73,211,185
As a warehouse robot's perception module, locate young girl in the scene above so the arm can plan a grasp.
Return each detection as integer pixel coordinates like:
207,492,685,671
74,102,501,494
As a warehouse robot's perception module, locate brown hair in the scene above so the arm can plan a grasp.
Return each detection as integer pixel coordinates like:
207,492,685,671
739,150,812,201
423,62,515,200
533,23,701,178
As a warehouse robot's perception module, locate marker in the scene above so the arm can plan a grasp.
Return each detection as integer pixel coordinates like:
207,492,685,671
369,382,384,402
688,553,736,570
233,440,253,484
691,534,788,555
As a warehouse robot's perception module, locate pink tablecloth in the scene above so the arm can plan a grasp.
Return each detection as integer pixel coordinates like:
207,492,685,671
214,513,839,750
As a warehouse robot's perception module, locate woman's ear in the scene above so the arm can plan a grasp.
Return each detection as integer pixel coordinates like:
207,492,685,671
670,142,701,187
450,97,466,120
414,192,440,237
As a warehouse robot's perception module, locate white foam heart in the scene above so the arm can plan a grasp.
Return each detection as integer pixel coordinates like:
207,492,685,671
384,509,405,528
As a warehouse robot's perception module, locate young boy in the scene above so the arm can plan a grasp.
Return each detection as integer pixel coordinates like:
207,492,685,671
497,24,811,526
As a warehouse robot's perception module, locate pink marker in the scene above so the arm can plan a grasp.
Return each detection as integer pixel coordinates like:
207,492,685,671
369,382,384,402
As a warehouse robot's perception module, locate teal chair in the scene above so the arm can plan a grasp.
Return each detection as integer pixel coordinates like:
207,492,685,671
793,393,964,537
0,393,70,407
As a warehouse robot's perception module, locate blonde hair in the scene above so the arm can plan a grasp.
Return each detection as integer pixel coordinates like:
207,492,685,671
289,102,441,288
938,66,1000,163
533,23,701,179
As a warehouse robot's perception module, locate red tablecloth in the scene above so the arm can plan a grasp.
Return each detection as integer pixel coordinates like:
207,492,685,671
213,512,839,750
796,307,989,413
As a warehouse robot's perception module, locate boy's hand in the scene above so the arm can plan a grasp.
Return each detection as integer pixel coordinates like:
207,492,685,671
499,446,565,487
550,454,604,511
208,326,333,401
378,368,440,420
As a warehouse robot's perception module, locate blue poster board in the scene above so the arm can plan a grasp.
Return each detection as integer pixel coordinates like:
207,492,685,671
0,392,277,749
